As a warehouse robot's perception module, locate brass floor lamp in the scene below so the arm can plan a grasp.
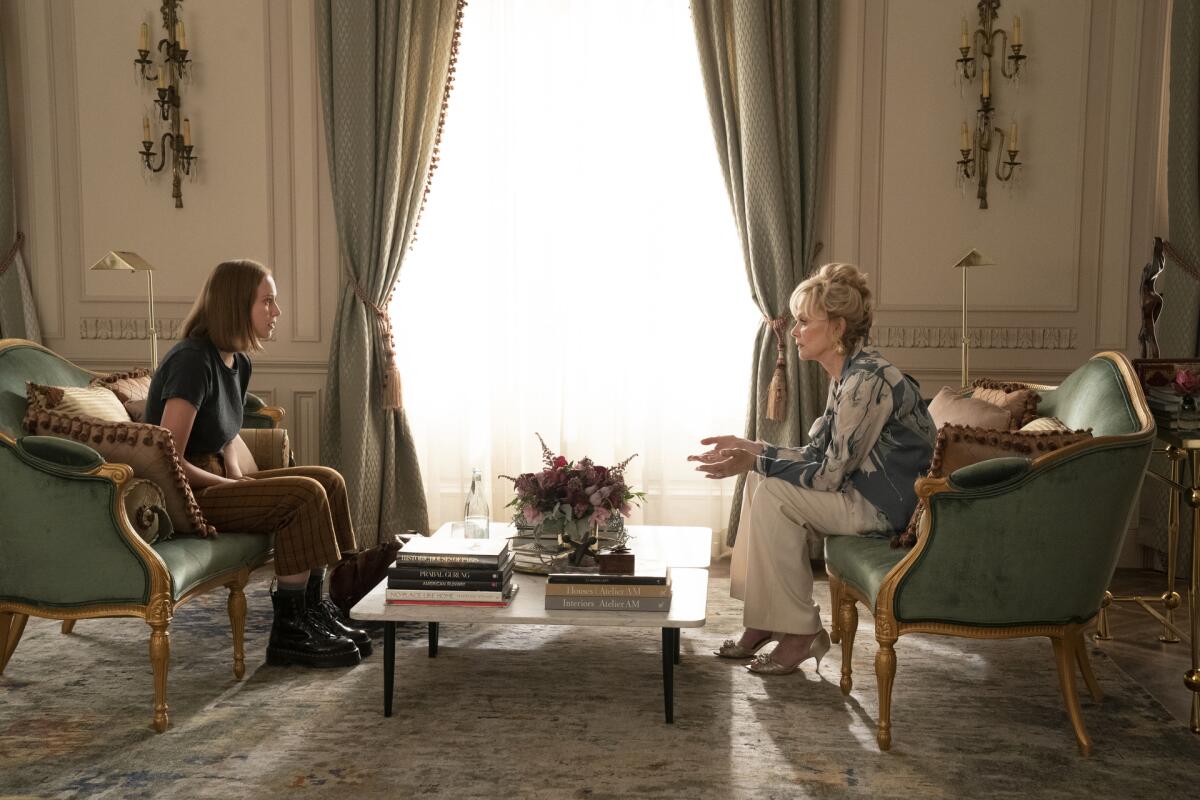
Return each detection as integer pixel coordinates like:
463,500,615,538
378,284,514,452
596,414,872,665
89,251,158,369
953,248,996,387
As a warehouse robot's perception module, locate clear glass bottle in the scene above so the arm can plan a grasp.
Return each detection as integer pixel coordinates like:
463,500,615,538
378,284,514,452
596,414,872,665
464,467,490,539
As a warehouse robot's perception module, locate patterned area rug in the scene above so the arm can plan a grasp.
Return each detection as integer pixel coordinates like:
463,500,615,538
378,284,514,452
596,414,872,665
1,570,1196,799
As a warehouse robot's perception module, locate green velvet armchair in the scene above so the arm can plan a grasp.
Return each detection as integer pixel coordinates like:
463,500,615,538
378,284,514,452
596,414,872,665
0,339,283,732
824,351,1155,756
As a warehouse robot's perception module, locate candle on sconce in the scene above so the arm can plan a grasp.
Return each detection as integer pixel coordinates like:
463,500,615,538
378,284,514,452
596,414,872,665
1009,120,1019,150
177,20,187,50
960,121,970,151
142,116,151,142
960,18,969,49
157,68,168,91
1013,15,1022,46
138,22,149,51
182,118,191,147
982,61,991,98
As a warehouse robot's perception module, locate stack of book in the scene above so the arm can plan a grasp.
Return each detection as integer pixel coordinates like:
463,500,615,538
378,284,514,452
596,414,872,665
1146,386,1200,432
385,536,517,607
544,567,671,612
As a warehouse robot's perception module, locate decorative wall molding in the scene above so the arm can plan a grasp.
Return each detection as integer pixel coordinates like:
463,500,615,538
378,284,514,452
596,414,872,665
293,389,322,466
79,317,183,340
870,326,1079,350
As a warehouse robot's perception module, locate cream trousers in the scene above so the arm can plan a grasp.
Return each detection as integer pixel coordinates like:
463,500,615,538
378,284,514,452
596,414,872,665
730,471,890,636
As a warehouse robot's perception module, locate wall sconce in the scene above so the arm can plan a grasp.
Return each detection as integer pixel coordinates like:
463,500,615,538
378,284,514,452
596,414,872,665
134,0,195,209
953,248,996,386
90,251,159,369
954,0,1026,210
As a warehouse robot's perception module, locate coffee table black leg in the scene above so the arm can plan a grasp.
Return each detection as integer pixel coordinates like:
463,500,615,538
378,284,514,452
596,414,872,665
674,628,681,665
383,621,395,718
662,627,676,723
428,622,439,657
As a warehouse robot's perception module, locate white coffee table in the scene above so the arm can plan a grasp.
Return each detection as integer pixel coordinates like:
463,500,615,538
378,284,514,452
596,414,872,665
352,523,712,723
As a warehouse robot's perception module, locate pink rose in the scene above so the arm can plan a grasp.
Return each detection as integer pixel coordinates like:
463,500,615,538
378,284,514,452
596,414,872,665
1174,369,1200,396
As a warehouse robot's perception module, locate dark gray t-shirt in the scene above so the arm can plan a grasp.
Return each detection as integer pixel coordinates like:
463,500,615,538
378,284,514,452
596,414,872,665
144,336,251,458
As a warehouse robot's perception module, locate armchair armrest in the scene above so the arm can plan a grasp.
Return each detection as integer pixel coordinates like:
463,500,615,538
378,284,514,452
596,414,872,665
14,435,105,473
0,435,163,608
946,457,1030,490
235,427,292,473
895,440,1153,627
242,393,285,430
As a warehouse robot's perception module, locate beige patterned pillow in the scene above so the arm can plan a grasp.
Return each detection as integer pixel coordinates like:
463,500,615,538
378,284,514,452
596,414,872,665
971,381,1040,428
928,387,1013,431
1020,416,1071,433
22,396,215,537
91,369,154,404
57,385,131,421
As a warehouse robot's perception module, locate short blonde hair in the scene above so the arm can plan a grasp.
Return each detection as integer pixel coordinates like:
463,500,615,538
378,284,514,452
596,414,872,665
181,259,271,353
789,262,873,351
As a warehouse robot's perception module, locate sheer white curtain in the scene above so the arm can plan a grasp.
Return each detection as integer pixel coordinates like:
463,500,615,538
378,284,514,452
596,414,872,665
390,0,760,541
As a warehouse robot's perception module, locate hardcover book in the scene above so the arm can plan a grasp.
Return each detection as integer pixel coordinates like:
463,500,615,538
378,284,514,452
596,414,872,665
386,572,511,591
543,582,671,598
385,584,512,603
546,565,669,586
384,584,519,608
544,594,670,612
394,535,510,566
387,551,515,582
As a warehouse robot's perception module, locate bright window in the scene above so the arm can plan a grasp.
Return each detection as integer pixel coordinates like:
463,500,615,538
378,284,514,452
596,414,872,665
390,0,759,535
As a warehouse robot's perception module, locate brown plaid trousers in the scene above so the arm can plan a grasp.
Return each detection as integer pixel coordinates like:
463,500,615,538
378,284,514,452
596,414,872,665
189,456,357,576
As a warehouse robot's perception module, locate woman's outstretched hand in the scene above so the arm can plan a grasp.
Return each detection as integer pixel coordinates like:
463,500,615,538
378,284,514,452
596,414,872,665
688,435,764,479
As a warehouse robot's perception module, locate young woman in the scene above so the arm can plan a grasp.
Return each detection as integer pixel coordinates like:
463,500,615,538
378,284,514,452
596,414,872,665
144,259,370,668
690,263,936,675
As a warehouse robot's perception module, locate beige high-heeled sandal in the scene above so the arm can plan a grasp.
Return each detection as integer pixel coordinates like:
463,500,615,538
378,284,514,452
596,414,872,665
713,631,775,659
746,629,831,675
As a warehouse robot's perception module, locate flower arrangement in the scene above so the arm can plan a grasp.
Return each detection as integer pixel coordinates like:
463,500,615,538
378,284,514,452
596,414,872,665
502,434,644,538
1172,368,1200,397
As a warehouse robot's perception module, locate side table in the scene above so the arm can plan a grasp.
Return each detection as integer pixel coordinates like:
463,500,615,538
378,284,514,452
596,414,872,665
1096,431,1200,732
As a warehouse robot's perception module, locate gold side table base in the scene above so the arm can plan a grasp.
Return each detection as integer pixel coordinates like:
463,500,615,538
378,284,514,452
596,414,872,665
1099,441,1199,733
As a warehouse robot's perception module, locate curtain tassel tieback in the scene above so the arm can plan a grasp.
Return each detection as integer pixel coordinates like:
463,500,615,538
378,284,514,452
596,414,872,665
351,280,403,411
765,315,789,422
0,232,25,277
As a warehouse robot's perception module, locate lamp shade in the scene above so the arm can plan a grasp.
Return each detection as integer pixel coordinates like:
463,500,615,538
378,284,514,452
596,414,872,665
89,251,155,272
952,248,996,269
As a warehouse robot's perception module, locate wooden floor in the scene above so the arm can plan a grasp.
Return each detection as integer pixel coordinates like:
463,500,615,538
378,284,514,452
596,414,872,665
1093,567,1195,727
710,558,1197,731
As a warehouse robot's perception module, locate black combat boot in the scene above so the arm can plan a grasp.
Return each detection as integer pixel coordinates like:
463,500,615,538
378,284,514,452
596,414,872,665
266,584,361,668
306,569,373,657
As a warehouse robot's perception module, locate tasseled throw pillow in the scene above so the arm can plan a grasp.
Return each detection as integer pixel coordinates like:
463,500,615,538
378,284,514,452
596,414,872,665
91,368,154,404
24,384,214,537
928,386,1013,431
894,423,1092,548
971,379,1041,428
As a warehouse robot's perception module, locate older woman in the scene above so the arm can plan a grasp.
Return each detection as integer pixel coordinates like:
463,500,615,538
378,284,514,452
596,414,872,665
690,262,935,675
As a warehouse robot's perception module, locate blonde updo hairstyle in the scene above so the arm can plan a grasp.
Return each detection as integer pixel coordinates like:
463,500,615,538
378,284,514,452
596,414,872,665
789,262,873,353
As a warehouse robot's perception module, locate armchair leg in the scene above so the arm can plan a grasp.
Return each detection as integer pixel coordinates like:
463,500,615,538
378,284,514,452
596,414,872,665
145,594,174,733
839,595,858,696
61,620,76,635
0,613,28,674
875,636,897,752
829,576,843,645
227,573,249,680
1072,631,1103,703
1051,634,1092,756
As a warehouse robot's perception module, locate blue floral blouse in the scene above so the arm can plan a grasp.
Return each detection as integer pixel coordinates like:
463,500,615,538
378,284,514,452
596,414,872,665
755,347,936,531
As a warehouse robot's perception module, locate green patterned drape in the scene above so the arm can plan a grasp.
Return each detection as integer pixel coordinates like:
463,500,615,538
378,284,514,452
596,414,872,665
1138,2,1200,576
691,0,836,544
0,29,41,342
315,0,463,544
